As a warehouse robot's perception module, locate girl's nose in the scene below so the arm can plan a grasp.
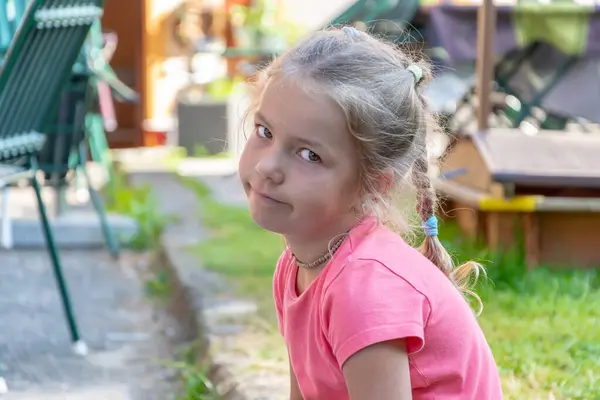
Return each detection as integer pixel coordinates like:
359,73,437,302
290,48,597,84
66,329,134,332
255,149,285,185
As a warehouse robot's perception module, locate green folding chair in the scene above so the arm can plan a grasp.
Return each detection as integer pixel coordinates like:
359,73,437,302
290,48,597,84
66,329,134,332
0,0,105,360
0,1,132,259
329,0,422,48
368,0,422,43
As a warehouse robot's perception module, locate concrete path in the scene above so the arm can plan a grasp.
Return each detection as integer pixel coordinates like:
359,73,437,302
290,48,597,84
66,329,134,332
0,250,178,399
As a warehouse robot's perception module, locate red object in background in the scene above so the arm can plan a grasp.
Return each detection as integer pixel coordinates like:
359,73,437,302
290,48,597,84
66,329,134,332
142,118,174,146
143,130,167,146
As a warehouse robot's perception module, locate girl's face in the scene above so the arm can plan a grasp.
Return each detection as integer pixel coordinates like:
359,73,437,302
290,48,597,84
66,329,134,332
238,77,362,240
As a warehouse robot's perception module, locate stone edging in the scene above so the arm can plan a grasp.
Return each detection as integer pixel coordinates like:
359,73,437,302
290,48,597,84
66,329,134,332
155,239,248,400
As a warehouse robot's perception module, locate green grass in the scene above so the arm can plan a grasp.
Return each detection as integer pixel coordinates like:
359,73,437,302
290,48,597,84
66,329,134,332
182,177,600,400
165,341,221,400
103,168,176,250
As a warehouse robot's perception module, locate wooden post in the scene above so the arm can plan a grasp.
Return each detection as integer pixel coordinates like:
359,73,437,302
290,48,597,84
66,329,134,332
141,0,190,146
102,0,144,147
142,0,163,126
475,0,496,131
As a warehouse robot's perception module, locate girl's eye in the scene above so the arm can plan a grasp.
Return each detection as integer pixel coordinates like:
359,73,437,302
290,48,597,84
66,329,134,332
256,125,272,139
299,148,321,163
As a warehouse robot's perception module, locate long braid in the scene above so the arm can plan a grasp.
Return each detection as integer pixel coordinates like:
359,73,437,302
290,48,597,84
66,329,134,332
411,155,454,278
411,154,483,311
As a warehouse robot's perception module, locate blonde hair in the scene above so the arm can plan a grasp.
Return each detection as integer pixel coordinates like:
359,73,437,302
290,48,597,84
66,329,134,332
246,27,483,308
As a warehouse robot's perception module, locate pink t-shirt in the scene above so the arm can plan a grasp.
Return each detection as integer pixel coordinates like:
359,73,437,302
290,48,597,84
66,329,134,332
273,217,502,399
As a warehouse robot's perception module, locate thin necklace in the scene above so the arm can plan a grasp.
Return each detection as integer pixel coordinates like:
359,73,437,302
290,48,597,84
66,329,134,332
292,233,348,269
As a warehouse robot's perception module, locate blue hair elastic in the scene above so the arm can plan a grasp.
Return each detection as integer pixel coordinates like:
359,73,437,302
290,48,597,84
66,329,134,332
341,26,361,38
422,215,438,237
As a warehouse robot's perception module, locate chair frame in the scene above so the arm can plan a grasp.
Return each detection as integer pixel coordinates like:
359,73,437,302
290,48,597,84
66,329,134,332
0,0,106,365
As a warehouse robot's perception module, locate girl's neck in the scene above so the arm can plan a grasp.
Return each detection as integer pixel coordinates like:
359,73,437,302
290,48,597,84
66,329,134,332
284,215,359,268
287,231,346,291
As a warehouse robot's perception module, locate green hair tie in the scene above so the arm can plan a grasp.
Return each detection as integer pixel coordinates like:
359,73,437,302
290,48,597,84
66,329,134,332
407,65,423,84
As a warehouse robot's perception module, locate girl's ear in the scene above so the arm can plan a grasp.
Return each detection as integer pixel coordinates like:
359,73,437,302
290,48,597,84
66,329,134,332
375,169,394,196
358,170,393,207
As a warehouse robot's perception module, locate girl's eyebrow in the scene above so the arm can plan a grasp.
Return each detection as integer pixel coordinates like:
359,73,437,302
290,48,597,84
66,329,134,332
295,136,326,151
255,111,272,127
256,109,332,154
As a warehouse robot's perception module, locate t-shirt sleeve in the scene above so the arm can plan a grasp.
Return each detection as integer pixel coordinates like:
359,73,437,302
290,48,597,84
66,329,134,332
322,258,431,368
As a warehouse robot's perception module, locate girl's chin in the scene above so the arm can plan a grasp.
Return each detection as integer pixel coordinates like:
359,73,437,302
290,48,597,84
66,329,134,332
248,207,289,234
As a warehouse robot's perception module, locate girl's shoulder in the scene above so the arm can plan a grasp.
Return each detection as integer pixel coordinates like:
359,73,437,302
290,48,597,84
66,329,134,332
325,222,454,303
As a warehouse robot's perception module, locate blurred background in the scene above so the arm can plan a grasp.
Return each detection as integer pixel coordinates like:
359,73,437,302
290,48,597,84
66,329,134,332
0,0,598,399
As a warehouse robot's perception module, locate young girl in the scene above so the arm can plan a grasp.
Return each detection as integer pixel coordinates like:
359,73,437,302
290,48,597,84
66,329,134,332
238,26,502,400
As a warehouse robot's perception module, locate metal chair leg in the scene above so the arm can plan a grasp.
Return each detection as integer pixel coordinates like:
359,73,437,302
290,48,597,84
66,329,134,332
31,176,87,355
78,144,120,259
87,172,120,259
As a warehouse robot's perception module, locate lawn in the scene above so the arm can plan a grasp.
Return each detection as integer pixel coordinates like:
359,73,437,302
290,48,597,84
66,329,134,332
183,177,600,400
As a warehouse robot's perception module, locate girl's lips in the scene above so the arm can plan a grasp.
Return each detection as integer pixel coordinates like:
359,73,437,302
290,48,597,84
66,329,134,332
252,187,287,206
257,191,284,204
